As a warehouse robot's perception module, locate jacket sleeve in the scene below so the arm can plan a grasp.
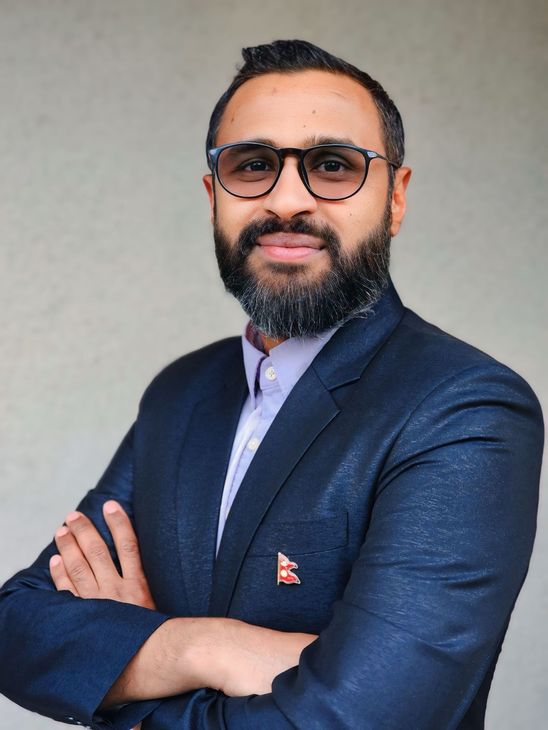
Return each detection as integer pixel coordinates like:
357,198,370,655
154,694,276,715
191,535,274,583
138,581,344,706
139,363,544,729
0,423,174,730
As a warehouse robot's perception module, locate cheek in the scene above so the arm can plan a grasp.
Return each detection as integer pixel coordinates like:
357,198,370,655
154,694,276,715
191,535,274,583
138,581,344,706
214,193,262,233
334,188,387,236
320,203,368,246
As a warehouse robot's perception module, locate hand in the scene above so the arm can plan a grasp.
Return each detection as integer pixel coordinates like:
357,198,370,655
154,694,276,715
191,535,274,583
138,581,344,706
215,619,318,696
50,501,157,610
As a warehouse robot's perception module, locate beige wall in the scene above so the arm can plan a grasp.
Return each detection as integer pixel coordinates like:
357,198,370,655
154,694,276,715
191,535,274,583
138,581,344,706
1,1,546,727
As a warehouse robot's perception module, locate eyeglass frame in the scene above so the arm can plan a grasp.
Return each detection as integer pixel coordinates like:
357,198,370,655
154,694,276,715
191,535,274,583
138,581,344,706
207,141,400,201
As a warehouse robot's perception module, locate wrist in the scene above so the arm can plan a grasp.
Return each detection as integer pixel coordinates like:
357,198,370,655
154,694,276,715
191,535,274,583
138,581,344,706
180,617,235,692
116,617,207,701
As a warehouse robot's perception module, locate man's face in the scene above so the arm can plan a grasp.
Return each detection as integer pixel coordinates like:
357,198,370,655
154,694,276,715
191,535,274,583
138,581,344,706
203,70,411,340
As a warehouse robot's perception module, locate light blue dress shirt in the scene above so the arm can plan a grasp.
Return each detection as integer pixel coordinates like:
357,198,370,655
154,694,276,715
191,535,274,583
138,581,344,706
215,320,340,555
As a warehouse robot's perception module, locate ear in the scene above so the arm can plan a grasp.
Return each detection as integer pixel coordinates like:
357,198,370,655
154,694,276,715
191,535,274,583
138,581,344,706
202,174,215,223
389,166,412,237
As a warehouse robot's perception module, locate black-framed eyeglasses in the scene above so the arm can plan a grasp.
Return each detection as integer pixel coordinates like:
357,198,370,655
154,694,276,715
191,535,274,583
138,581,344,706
207,141,399,201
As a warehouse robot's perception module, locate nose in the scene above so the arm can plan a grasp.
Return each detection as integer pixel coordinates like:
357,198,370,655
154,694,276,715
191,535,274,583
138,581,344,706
262,156,318,219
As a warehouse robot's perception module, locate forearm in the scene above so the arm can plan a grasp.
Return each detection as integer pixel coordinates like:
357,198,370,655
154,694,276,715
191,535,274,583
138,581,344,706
99,616,317,711
99,616,227,709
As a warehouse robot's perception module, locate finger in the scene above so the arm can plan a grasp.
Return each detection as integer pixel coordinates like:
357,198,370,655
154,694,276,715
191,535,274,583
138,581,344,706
64,510,120,584
54,525,99,597
102,501,146,580
49,553,78,596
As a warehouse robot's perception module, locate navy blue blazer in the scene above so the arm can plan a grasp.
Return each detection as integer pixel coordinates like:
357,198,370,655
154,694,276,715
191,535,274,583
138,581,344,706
0,277,544,729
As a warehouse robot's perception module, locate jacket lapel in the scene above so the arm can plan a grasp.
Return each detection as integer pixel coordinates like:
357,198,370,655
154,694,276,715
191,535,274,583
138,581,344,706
209,369,340,616
208,277,405,617
175,370,247,616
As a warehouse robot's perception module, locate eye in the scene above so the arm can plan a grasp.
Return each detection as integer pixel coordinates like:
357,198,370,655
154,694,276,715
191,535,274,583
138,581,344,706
306,149,359,176
237,158,275,173
314,159,348,173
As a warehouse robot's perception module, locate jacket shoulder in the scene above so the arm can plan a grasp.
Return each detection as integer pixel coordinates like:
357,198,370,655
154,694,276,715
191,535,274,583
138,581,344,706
139,335,242,405
392,307,543,413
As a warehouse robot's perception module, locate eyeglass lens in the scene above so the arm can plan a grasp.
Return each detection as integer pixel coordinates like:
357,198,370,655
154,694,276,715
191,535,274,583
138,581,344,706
216,144,367,199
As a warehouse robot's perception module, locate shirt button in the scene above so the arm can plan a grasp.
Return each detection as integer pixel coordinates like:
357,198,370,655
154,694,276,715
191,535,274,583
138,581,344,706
247,437,261,451
265,366,277,381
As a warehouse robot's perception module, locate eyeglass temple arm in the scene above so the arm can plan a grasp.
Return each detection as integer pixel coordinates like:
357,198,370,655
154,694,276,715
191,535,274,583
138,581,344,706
367,150,399,168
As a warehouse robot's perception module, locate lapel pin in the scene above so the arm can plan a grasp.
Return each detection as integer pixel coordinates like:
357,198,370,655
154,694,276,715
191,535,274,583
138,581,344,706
277,551,301,585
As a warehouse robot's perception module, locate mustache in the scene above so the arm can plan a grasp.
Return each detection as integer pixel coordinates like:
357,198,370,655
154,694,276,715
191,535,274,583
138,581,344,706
236,217,341,256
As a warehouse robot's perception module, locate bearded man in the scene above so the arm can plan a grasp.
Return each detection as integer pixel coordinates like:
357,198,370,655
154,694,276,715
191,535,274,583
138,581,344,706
0,39,544,730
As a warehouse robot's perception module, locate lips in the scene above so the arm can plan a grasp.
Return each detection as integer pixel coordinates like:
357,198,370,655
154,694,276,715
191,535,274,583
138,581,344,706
256,233,325,249
255,232,326,262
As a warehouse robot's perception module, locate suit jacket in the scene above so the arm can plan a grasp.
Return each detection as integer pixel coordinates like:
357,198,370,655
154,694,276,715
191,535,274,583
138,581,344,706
0,277,544,730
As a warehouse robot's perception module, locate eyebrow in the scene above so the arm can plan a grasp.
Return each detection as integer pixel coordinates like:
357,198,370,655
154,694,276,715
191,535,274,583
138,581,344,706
239,135,359,148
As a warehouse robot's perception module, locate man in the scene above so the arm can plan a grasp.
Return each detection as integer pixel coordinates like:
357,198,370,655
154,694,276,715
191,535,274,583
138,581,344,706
0,39,544,730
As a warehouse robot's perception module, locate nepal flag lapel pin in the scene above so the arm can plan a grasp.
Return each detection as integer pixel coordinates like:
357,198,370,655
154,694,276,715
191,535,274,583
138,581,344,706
277,552,301,585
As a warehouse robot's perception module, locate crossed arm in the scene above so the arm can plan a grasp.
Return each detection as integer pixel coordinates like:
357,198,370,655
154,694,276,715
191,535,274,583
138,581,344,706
50,501,317,712
0,363,544,729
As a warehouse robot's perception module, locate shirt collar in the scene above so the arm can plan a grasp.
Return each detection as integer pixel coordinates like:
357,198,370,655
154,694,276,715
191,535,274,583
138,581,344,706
241,319,341,406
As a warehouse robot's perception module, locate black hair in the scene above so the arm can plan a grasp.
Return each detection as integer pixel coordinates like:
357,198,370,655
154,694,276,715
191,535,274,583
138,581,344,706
205,39,405,174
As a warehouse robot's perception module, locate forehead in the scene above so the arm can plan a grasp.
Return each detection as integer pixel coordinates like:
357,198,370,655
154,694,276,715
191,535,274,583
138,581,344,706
216,69,384,150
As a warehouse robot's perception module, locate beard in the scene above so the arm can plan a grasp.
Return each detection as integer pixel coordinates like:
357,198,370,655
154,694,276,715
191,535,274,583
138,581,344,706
213,199,392,340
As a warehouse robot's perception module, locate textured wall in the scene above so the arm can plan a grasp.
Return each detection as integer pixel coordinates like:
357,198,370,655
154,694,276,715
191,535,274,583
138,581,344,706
1,1,546,727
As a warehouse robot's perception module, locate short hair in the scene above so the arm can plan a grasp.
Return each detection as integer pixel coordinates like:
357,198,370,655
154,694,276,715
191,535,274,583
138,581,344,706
205,39,405,173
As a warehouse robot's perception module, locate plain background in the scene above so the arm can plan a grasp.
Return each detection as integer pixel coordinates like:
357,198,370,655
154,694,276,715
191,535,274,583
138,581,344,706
1,1,546,727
